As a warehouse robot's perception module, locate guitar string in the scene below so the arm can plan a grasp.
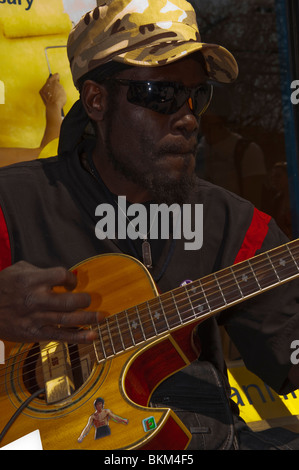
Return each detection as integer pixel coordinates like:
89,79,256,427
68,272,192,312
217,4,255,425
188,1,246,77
90,243,299,355
0,275,296,391
0,241,297,382
0,241,297,383
68,240,299,350
0,242,298,387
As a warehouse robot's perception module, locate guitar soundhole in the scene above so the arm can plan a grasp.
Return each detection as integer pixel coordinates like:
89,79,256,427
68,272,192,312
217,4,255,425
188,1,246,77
22,343,43,396
22,343,95,400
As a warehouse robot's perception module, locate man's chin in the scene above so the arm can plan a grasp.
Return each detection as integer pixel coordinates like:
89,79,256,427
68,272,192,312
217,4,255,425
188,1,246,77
148,157,196,204
148,173,196,205
106,150,196,204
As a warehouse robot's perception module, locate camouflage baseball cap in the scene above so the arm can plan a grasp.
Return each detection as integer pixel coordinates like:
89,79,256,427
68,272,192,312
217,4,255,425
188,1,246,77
67,0,238,88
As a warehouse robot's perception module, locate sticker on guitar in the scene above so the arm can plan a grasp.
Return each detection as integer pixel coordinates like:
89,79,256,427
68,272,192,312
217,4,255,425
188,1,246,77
77,397,128,443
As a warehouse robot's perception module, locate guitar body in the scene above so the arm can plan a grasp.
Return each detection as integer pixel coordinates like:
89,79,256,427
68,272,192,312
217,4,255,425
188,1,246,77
0,254,200,450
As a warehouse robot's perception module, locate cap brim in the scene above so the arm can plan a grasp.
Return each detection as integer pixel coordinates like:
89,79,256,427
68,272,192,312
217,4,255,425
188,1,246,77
113,41,238,84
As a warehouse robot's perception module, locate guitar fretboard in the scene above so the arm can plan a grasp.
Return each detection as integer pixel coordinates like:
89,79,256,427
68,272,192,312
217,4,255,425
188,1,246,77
93,239,299,363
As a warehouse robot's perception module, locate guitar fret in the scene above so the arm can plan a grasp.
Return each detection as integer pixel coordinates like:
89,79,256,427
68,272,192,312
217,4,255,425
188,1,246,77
106,318,115,355
135,307,146,340
97,325,107,360
115,314,125,350
171,292,182,325
182,284,205,319
102,324,116,357
115,310,134,350
199,275,225,311
286,244,299,271
154,292,184,331
250,254,283,289
147,301,158,336
213,267,243,305
94,334,104,363
234,261,259,296
184,285,197,318
148,302,168,334
128,307,142,344
266,245,299,285
125,310,135,346
174,285,198,322
184,282,208,318
125,306,155,345
138,304,157,341
198,279,211,312
247,259,262,290
108,315,126,354
171,289,190,325
214,273,227,305
266,252,280,281
159,297,172,329
230,267,244,298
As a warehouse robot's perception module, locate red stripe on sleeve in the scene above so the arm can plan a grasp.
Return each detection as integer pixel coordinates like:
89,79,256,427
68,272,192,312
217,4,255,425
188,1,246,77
0,205,11,270
234,208,271,264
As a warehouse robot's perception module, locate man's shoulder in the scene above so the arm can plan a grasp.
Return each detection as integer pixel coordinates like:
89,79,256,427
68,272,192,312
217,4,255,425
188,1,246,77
0,157,70,206
0,156,60,177
0,157,67,190
193,176,253,208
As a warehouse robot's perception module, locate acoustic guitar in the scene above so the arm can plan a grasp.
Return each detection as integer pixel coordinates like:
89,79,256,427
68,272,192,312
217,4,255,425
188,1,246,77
0,240,298,450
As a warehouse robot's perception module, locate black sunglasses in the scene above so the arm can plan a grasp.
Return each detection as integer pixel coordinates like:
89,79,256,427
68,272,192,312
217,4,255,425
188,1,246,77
106,78,213,116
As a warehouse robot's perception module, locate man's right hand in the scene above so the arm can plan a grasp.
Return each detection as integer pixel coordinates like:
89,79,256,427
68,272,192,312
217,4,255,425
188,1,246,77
0,261,102,344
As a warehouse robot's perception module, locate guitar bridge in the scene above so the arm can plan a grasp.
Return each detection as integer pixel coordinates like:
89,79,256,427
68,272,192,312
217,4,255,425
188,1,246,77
40,341,75,404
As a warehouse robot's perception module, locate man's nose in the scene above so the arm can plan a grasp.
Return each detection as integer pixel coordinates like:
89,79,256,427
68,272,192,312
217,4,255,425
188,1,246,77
171,100,199,136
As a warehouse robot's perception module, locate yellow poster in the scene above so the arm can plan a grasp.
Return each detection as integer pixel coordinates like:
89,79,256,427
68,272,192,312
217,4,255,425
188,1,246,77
0,0,78,150
228,365,299,423
0,80,4,104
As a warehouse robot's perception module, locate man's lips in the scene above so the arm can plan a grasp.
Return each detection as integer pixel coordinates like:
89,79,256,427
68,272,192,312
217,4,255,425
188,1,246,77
156,151,195,173
157,139,197,157
161,149,196,158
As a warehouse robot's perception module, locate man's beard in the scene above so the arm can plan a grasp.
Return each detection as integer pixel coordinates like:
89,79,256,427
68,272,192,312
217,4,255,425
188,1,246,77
104,135,196,205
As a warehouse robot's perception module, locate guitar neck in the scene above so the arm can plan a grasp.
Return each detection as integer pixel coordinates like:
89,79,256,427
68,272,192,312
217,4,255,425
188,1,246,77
93,238,299,362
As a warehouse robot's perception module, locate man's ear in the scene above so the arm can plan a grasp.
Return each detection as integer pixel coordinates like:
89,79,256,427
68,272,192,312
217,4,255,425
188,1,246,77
81,80,107,121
